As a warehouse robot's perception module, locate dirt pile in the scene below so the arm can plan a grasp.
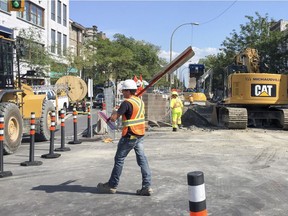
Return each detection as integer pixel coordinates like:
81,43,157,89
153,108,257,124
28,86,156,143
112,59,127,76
182,106,214,128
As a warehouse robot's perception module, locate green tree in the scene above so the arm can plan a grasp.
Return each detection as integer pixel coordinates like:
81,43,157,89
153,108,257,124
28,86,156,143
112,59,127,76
17,27,53,73
199,53,230,91
221,12,288,73
200,12,288,93
82,34,168,87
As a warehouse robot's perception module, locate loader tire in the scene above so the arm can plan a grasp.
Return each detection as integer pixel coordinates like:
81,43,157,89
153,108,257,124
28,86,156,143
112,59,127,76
35,100,55,141
0,103,23,154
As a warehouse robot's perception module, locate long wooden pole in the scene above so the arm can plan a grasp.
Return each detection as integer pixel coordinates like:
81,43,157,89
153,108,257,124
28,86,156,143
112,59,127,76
136,46,195,97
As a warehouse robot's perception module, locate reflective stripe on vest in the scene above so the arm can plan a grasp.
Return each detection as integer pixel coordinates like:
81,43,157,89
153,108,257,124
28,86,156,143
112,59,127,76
122,117,145,126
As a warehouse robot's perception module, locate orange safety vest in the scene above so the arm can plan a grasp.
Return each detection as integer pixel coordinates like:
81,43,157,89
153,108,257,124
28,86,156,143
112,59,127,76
122,96,145,137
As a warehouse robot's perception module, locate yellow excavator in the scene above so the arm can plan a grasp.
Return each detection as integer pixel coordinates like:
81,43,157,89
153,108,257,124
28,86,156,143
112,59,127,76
213,48,288,129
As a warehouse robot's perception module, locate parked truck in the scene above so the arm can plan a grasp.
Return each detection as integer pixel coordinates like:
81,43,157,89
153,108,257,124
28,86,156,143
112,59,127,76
33,86,70,114
33,76,88,114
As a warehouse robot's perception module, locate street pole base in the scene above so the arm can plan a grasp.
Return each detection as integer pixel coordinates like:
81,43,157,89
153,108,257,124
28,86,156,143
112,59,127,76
55,147,71,152
82,133,94,138
41,153,61,159
20,161,43,166
68,140,82,144
0,171,13,178
82,130,94,138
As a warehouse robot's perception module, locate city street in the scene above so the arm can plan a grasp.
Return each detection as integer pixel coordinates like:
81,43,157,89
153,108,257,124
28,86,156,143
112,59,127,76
1,112,288,216
2,2,288,215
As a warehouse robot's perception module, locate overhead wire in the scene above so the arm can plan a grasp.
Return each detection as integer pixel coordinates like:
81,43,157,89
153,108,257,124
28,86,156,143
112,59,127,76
199,0,238,25
187,0,238,84
189,0,238,49
189,0,238,46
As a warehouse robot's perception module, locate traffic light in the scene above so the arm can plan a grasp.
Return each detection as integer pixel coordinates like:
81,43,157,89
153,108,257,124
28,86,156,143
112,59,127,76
8,0,25,12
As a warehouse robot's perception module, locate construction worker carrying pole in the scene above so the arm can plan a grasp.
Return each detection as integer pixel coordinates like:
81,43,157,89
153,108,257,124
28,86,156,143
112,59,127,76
170,91,183,132
97,79,153,196
96,46,194,195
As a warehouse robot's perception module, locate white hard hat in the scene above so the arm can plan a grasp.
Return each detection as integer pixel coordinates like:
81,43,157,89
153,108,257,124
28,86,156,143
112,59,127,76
121,79,137,90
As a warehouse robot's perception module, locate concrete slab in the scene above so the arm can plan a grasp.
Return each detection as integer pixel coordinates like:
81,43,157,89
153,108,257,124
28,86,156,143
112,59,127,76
1,127,288,215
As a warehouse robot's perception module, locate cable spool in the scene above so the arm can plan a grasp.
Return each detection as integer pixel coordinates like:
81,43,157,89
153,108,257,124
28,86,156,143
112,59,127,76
55,76,88,103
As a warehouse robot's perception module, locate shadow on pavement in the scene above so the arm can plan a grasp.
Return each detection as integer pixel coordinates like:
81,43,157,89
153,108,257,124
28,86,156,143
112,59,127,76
32,180,136,195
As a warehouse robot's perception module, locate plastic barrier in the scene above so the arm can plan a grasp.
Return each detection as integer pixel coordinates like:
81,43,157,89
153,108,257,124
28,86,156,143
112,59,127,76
0,115,12,178
20,112,43,166
68,107,82,144
41,111,61,159
55,109,71,151
187,171,207,216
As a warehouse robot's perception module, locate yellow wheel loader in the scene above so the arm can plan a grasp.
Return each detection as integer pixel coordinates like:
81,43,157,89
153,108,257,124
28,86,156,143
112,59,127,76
213,48,288,129
0,36,54,154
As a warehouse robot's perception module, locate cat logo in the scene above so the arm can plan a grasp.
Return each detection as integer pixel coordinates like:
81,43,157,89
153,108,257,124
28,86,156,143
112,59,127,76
251,84,276,97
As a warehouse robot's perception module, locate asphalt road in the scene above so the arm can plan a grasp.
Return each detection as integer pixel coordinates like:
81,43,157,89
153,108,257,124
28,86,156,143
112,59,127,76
1,114,288,216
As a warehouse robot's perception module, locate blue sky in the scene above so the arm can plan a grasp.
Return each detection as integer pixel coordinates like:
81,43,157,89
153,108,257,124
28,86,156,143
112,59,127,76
70,0,288,74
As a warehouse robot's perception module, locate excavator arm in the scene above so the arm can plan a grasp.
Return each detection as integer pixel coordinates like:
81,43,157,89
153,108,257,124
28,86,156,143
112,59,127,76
234,48,260,73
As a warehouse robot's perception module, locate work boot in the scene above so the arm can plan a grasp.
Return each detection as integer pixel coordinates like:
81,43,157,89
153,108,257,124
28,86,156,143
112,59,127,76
136,187,153,196
173,128,177,132
97,182,117,194
178,124,183,129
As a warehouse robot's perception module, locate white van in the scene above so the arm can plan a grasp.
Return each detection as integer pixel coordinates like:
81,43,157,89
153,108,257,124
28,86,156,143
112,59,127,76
34,89,69,114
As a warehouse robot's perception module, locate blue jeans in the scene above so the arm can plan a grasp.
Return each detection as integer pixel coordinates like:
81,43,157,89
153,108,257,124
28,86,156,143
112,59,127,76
108,136,152,189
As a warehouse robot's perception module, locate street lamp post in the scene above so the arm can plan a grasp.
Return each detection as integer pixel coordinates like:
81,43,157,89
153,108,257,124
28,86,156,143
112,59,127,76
169,22,199,85
179,66,189,90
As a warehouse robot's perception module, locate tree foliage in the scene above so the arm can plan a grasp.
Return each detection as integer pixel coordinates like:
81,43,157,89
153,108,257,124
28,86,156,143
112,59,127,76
17,27,53,73
81,34,168,86
221,12,288,73
200,12,288,92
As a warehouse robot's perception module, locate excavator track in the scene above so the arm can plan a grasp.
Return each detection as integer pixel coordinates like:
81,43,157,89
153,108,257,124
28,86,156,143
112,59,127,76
219,107,248,129
278,108,288,130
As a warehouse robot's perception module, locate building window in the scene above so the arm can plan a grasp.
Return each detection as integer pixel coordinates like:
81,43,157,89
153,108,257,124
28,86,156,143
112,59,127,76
63,4,67,27
17,1,44,27
57,0,61,24
22,2,29,20
63,34,67,56
57,31,61,55
51,29,56,53
17,37,45,62
37,7,43,26
30,4,37,24
0,0,8,11
51,0,55,21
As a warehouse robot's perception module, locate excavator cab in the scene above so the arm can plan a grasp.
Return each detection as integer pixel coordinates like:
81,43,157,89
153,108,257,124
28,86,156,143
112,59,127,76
188,64,207,105
189,64,205,91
